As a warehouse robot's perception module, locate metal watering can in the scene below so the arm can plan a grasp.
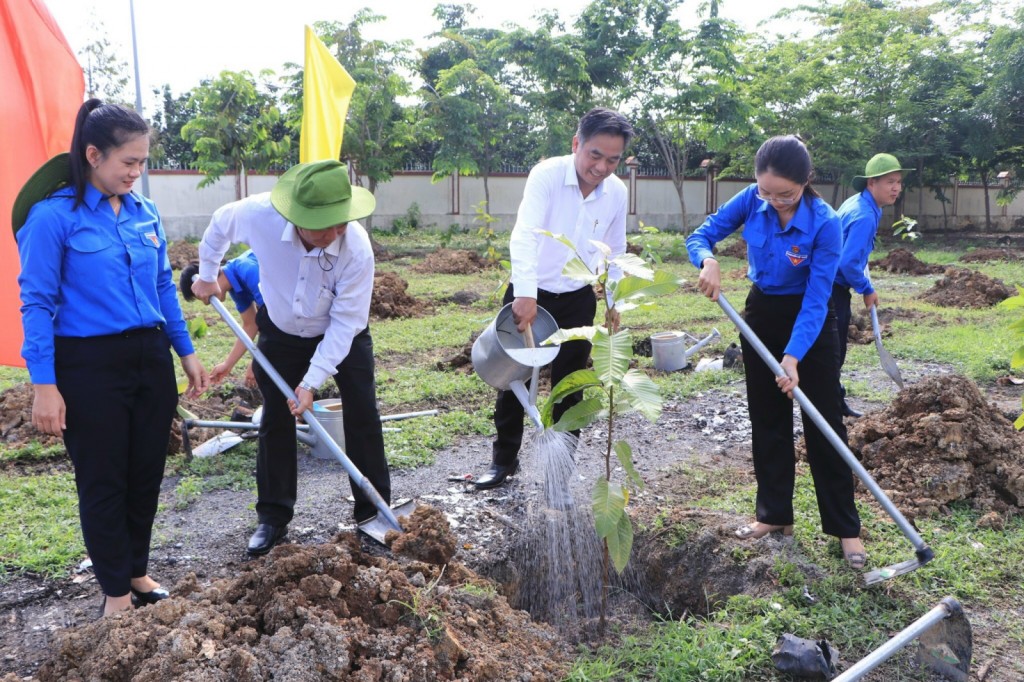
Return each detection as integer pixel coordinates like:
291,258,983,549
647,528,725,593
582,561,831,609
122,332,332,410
472,303,559,430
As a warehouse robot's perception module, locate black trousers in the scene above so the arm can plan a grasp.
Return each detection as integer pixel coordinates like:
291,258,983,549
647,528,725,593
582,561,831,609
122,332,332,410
253,306,389,525
491,283,597,465
740,286,860,538
55,328,177,597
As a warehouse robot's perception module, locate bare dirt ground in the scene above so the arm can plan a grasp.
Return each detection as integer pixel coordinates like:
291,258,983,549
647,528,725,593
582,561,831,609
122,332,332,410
3,351,1024,679
410,249,490,275
921,267,1014,308
370,271,427,319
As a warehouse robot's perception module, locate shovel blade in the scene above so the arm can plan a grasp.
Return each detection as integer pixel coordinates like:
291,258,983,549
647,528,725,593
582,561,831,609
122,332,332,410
357,499,418,545
192,431,245,458
870,306,904,389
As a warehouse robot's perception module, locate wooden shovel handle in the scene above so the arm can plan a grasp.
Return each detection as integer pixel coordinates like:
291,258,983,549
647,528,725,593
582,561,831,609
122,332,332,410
523,323,535,348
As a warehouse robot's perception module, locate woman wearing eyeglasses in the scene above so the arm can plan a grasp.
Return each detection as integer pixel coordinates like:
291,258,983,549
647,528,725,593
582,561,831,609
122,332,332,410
685,135,866,571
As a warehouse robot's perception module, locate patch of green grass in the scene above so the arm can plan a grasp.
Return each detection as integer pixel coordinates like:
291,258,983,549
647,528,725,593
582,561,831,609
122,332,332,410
0,473,82,579
373,306,494,357
0,441,67,464
377,366,493,409
166,441,258,510
384,409,493,468
0,365,30,394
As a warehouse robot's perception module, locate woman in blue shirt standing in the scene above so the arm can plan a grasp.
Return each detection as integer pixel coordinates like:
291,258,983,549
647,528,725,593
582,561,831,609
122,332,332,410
14,99,209,616
686,135,866,570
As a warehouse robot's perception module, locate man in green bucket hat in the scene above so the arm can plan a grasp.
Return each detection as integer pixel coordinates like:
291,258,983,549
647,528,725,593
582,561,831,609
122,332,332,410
191,159,390,555
833,153,913,417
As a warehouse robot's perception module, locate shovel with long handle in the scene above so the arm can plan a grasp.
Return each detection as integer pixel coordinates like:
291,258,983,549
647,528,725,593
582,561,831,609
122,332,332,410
715,293,933,584
870,305,904,389
833,597,971,681
203,287,403,535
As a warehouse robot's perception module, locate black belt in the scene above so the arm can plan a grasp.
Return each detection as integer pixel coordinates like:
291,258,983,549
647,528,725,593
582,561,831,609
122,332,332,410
537,286,593,300
116,324,163,338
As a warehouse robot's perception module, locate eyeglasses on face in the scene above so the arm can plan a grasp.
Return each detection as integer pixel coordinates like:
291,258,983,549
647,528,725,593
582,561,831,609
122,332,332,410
756,189,800,205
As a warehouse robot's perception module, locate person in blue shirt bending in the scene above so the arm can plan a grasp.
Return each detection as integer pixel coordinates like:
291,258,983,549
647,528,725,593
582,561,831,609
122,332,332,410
686,135,866,571
833,154,911,418
181,250,262,386
14,99,209,617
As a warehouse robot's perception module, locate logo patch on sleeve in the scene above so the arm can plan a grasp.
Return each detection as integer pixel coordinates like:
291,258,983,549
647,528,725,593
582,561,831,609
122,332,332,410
145,231,159,246
786,245,807,266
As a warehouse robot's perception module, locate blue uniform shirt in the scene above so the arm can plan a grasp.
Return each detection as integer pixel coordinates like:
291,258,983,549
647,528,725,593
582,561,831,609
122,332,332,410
835,190,881,294
17,184,194,384
222,249,263,314
686,183,842,361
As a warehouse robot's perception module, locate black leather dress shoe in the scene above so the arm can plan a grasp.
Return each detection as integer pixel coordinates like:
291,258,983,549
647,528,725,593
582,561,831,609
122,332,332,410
841,400,863,418
130,586,170,607
474,461,519,490
247,523,288,555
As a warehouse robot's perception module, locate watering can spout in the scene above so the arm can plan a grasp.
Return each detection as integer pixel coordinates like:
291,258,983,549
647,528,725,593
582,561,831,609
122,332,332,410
684,328,721,358
510,380,544,430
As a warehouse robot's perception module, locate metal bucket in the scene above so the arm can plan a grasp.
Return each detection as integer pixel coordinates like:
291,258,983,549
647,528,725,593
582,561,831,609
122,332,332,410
310,399,345,459
471,303,560,390
651,331,687,371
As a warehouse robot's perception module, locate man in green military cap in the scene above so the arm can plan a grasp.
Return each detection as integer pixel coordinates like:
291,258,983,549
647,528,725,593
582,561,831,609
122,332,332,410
833,153,913,417
192,159,390,555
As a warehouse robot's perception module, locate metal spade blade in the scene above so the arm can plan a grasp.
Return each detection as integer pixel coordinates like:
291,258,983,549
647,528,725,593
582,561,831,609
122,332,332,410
870,305,904,389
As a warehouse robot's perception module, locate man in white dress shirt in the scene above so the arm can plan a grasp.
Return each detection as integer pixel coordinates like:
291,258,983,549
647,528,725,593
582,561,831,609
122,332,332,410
192,159,390,554
475,107,634,490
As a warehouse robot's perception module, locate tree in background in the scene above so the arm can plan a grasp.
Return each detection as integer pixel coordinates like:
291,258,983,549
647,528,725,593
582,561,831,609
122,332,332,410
419,5,530,215
149,85,199,170
181,70,292,200
79,14,130,104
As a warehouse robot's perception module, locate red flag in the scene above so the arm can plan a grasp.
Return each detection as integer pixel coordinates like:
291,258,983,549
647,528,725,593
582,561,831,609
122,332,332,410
0,0,84,367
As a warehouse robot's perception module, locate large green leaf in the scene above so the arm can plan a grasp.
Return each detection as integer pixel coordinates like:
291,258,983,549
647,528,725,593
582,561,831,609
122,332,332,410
619,368,663,422
537,229,578,253
562,257,601,285
1012,347,1024,370
614,440,644,489
612,270,683,304
610,253,653,280
592,478,626,539
605,511,634,573
592,328,632,384
542,326,597,346
998,286,1024,310
541,369,603,425
553,396,607,432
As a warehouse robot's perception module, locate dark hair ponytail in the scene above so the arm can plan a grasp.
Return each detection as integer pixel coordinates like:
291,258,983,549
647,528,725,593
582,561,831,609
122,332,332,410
754,135,821,203
68,98,150,208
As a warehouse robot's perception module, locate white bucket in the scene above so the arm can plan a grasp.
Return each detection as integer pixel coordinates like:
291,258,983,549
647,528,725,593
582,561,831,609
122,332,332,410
651,331,687,371
311,398,345,459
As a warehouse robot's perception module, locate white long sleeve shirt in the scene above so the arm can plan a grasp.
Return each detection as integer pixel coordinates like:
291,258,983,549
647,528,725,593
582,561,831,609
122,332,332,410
197,192,374,389
508,154,628,298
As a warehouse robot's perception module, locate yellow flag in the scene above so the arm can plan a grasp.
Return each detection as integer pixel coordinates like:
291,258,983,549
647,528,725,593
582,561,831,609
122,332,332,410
300,26,355,163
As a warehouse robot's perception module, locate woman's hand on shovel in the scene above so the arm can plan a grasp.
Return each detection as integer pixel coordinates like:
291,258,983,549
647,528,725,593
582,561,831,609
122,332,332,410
776,355,799,398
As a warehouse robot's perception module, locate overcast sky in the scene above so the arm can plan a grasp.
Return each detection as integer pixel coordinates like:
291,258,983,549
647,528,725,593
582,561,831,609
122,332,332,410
42,0,801,101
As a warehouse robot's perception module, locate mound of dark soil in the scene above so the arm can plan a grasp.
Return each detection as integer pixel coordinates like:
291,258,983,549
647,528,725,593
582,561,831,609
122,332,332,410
960,248,1023,263
412,249,488,275
167,241,199,271
372,272,426,319
874,248,944,275
921,267,1013,308
36,512,570,682
387,505,459,565
848,375,1024,516
716,239,747,260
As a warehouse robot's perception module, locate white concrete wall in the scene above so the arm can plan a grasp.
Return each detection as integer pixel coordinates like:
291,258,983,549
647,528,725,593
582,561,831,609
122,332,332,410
149,169,1024,240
